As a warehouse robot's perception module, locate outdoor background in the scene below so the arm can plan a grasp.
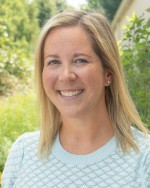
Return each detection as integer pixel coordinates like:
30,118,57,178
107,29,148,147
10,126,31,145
0,0,150,184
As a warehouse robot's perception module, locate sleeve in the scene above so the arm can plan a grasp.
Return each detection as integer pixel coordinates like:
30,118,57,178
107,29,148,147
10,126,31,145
139,140,150,188
143,150,150,187
1,134,25,188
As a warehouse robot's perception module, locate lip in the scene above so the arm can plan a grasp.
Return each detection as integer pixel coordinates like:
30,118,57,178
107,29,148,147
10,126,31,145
58,89,84,97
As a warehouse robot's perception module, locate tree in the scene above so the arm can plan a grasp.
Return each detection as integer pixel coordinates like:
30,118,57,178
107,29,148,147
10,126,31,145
0,0,39,48
0,0,69,96
0,0,39,95
36,0,67,27
84,0,121,21
120,10,150,127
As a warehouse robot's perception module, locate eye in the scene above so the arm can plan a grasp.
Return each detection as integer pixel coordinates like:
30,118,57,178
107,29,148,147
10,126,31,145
75,58,88,64
48,59,60,65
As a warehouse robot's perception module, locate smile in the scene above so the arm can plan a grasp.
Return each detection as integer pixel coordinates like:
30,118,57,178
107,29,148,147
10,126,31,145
59,90,83,97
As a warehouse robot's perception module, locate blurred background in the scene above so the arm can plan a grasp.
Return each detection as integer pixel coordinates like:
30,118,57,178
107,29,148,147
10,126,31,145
0,0,150,183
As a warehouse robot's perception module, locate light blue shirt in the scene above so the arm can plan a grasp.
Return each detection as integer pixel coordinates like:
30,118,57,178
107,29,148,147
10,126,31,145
2,128,150,187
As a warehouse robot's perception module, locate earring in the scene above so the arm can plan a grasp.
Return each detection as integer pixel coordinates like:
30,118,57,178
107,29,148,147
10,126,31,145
107,80,110,84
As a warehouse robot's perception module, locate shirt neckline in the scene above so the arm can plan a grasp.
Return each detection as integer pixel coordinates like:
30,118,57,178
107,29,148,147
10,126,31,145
52,134,117,166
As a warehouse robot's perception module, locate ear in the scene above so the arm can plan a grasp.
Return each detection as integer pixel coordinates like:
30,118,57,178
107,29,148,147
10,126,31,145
104,70,113,86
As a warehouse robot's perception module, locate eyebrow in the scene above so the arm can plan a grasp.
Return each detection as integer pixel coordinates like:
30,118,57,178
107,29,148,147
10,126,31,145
73,53,91,58
44,53,92,59
44,54,59,59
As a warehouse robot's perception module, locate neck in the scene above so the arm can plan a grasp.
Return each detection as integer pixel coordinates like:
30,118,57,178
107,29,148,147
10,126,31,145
60,109,114,154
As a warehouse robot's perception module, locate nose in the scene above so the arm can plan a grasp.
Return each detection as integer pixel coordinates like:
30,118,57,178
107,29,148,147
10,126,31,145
58,65,77,81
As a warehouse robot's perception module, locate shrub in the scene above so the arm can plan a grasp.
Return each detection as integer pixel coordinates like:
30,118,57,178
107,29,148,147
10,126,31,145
121,9,150,128
0,93,38,173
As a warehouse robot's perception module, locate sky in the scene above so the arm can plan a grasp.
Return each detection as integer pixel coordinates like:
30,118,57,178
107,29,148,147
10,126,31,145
66,0,87,9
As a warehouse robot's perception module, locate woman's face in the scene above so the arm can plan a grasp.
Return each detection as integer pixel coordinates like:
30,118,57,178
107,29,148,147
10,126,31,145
42,26,109,119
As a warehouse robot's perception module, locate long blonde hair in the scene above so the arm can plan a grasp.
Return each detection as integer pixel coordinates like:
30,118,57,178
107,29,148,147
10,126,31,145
35,10,148,157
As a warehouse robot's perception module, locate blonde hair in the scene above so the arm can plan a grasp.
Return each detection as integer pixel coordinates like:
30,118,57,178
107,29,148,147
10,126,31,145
35,10,148,157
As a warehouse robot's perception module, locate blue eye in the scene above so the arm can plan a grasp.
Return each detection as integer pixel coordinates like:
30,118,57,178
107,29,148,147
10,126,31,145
48,60,60,65
75,59,88,64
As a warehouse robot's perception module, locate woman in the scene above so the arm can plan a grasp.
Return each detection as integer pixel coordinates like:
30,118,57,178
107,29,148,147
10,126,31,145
2,10,150,187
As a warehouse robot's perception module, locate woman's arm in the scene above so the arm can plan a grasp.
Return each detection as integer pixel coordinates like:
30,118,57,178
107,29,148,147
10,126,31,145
2,134,24,188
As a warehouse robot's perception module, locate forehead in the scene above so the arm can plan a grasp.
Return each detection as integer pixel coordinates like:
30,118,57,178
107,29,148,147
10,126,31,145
44,25,93,48
47,25,88,37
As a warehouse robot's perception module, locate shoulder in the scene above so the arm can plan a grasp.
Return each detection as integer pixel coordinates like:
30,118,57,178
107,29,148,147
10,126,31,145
16,130,40,143
2,131,40,188
4,130,40,168
7,130,40,158
132,127,150,157
133,127,150,164
132,128,150,186
17,131,40,148
132,127,150,151
9,131,40,156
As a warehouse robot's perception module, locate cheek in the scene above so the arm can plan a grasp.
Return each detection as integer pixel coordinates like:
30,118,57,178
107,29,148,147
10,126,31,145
42,69,56,91
83,67,104,87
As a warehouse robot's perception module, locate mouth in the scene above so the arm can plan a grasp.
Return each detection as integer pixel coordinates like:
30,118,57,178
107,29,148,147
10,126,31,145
58,89,83,97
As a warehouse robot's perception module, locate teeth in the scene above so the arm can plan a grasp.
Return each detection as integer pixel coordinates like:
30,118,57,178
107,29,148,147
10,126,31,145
60,90,82,97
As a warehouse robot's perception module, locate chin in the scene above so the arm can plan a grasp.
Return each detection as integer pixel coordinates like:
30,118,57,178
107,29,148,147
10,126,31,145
60,109,84,119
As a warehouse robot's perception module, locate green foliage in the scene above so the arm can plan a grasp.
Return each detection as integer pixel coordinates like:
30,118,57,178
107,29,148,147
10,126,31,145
100,0,121,21
84,0,121,21
81,0,104,15
121,11,150,127
0,0,39,46
36,0,68,27
36,0,55,27
0,94,38,173
0,28,33,78
0,0,39,95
